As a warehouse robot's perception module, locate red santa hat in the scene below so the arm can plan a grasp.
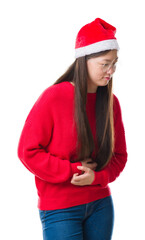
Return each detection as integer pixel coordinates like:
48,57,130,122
75,18,119,59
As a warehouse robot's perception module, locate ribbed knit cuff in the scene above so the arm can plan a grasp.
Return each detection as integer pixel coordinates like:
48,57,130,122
91,169,109,188
71,162,82,175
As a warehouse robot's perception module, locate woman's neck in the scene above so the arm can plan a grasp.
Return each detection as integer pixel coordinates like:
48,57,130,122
69,81,97,93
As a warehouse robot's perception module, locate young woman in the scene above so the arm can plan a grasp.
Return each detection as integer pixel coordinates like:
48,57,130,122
17,18,128,240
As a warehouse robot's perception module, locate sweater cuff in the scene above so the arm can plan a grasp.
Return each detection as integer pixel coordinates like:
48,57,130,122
71,162,82,175
91,169,109,188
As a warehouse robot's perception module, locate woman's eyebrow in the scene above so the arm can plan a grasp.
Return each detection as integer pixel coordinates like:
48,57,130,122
103,57,118,62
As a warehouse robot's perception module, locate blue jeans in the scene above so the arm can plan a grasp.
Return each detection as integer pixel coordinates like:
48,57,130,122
39,196,114,240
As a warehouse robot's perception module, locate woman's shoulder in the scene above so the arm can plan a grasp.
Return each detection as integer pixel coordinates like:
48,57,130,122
113,93,123,122
113,93,121,109
38,81,72,100
24,82,73,122
113,93,119,102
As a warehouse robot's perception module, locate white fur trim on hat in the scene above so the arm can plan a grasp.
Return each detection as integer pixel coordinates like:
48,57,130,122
75,39,119,59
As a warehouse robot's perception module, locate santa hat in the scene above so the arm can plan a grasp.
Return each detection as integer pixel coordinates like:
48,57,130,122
75,18,119,59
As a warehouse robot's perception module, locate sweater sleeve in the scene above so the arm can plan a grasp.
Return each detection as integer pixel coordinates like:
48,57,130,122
91,95,128,187
17,88,82,183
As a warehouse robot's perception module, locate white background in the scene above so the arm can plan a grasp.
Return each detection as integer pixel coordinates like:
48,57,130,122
0,0,145,239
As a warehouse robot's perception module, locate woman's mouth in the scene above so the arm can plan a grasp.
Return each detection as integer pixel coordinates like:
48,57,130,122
104,77,111,81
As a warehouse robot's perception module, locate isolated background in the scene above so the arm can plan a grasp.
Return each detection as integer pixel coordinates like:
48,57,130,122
0,0,145,239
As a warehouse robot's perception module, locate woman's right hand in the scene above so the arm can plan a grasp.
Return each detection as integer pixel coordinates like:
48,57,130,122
81,158,97,171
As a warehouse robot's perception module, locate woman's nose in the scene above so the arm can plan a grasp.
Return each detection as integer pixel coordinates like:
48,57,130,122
107,66,115,75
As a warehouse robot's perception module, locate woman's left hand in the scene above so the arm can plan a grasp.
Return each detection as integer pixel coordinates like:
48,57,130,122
71,166,95,186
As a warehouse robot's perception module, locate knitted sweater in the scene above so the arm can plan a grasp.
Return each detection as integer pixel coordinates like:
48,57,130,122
17,81,128,210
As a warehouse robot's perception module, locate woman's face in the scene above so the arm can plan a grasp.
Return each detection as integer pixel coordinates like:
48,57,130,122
86,50,118,93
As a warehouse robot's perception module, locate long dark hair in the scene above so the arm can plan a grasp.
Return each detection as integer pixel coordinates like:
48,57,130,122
53,50,114,171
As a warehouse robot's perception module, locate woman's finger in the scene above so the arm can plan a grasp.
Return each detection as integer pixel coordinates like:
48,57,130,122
77,165,89,172
73,174,87,182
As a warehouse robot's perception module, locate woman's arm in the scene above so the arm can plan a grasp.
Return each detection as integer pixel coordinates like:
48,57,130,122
71,95,128,187
91,95,128,187
17,88,82,183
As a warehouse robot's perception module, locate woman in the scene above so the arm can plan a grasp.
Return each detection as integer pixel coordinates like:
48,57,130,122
17,18,128,240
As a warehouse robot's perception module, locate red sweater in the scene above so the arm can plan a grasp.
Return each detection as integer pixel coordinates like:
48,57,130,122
17,81,128,210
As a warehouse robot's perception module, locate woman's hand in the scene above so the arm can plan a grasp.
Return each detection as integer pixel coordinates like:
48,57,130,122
71,165,95,186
